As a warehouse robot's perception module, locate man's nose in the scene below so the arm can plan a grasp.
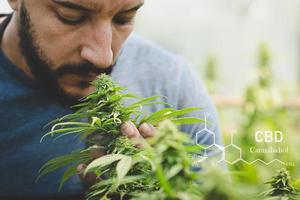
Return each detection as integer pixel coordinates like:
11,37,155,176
80,22,114,68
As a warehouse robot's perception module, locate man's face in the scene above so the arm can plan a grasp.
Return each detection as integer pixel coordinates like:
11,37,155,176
14,0,143,105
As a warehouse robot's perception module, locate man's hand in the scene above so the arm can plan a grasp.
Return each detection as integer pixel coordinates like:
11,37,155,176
76,122,155,186
121,121,155,139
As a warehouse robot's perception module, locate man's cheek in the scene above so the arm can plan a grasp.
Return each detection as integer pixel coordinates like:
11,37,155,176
112,28,133,54
35,30,82,68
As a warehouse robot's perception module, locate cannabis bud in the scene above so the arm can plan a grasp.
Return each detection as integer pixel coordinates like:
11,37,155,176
264,168,299,200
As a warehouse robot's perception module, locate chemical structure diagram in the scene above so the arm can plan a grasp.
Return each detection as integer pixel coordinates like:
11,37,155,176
194,116,292,166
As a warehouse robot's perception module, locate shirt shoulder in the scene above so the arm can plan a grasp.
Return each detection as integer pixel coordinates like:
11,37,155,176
115,34,191,87
119,33,182,73
113,34,200,104
124,33,176,58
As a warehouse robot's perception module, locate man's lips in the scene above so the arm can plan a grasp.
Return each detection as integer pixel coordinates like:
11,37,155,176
59,73,98,88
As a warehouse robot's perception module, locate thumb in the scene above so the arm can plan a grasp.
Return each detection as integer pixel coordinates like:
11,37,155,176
76,163,98,186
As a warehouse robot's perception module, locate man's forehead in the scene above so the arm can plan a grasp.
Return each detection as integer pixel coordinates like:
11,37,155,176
52,0,144,13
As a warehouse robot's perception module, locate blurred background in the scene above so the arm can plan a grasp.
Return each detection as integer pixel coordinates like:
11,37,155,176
135,0,300,96
1,0,300,199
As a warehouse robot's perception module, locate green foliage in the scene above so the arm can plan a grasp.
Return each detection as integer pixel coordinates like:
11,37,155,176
228,42,292,180
199,165,238,200
39,74,204,199
130,120,204,200
204,55,218,93
208,42,300,199
264,168,299,200
240,42,287,153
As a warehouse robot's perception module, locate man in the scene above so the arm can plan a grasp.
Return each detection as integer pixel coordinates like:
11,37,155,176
0,0,222,199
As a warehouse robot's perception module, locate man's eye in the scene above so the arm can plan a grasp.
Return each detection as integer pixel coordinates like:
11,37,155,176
113,16,134,25
56,13,86,25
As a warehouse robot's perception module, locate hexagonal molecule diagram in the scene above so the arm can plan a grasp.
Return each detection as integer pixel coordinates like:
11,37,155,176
204,144,224,162
224,144,242,165
196,127,215,147
195,116,224,162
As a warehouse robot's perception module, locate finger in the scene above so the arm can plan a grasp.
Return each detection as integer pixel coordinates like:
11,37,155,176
138,123,155,138
76,163,98,186
120,121,140,139
76,163,87,180
90,148,105,159
120,121,148,148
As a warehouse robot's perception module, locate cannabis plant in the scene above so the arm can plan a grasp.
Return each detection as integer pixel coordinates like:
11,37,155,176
38,74,204,199
204,55,218,94
264,168,299,200
129,120,204,200
240,43,287,159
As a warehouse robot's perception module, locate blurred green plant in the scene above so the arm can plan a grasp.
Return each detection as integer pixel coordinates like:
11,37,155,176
210,42,300,199
204,55,218,93
230,43,293,185
199,165,238,200
240,42,287,151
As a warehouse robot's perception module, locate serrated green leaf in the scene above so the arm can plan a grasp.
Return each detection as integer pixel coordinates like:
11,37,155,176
129,96,161,107
37,150,90,182
58,164,78,191
143,108,175,123
116,156,133,181
148,107,201,125
40,127,86,142
166,164,182,179
171,117,204,125
84,154,125,175
184,144,204,152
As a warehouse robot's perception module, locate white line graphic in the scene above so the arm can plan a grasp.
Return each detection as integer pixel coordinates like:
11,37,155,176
195,115,291,166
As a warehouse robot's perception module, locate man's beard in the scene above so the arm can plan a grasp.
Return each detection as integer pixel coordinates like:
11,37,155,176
18,3,114,106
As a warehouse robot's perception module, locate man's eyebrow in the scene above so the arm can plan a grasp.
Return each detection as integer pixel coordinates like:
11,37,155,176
120,2,144,14
52,0,94,12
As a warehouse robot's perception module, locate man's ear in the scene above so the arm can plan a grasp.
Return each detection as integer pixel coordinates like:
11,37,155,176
7,0,19,11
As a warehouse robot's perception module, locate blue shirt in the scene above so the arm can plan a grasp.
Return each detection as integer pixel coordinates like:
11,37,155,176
0,48,84,198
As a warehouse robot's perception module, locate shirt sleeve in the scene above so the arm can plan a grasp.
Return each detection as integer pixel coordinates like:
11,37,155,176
174,56,223,151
